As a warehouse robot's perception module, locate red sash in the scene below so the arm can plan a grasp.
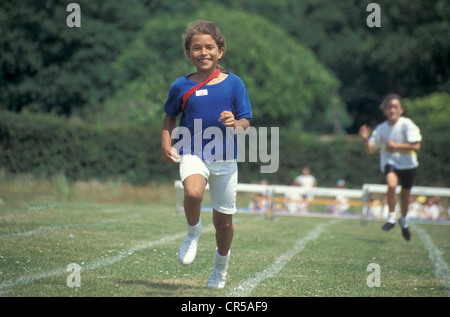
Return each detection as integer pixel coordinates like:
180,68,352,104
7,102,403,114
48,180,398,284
181,68,221,113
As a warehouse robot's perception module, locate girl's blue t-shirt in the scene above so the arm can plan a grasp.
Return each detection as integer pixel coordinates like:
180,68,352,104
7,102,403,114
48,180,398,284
164,72,252,161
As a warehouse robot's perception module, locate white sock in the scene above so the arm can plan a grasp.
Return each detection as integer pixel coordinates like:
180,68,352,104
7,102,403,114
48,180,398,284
387,212,396,224
399,216,408,228
214,248,230,273
187,219,202,236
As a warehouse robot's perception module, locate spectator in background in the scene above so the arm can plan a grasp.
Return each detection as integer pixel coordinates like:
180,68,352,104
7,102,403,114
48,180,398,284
447,198,450,219
382,195,399,221
407,195,425,219
328,178,350,215
249,180,269,213
423,197,444,220
285,180,308,214
368,193,383,220
293,167,317,206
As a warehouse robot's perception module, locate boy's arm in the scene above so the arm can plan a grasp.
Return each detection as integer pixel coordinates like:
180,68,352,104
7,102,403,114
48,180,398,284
161,114,180,163
359,124,376,154
385,140,421,152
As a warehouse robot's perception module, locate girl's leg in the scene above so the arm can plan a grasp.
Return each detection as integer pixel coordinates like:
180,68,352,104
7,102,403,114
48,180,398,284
183,174,206,225
212,210,234,256
206,161,237,289
178,174,206,266
206,210,233,289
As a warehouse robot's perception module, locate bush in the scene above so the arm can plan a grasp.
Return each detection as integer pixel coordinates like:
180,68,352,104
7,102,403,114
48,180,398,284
0,111,178,184
1,110,447,187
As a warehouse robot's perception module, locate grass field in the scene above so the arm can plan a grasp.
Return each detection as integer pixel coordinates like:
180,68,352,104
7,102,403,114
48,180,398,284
1,174,449,298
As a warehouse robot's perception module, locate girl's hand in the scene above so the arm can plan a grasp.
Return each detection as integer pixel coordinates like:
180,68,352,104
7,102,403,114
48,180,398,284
161,114,180,163
163,146,181,163
218,111,235,128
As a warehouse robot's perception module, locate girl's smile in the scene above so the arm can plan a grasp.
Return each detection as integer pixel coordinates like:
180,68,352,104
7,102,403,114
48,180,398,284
186,34,224,76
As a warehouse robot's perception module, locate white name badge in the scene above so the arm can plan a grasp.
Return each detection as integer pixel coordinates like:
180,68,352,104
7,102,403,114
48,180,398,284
195,89,208,97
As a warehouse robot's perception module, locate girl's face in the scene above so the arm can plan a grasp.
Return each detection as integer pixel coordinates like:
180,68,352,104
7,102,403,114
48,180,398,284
186,34,224,73
383,98,404,124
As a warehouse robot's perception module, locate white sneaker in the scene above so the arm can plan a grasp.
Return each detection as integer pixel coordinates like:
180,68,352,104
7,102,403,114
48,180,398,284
206,269,227,289
178,220,202,266
206,248,230,289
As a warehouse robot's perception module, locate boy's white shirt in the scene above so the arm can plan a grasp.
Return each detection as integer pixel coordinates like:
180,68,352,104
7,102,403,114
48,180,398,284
369,116,422,172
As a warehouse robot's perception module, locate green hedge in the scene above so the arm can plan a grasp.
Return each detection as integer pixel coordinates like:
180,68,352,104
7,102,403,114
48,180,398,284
238,130,382,187
0,111,177,184
0,111,447,187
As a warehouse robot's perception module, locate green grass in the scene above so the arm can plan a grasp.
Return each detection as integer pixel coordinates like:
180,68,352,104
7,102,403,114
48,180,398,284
0,174,449,297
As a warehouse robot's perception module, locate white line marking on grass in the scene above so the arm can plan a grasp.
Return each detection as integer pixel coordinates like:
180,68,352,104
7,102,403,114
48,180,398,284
0,215,138,239
0,225,214,294
413,225,450,296
228,219,340,297
0,224,79,239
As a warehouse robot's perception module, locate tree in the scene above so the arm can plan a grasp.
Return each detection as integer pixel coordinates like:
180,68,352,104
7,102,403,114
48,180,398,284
0,0,149,115
98,5,351,132
221,0,450,133
404,93,450,186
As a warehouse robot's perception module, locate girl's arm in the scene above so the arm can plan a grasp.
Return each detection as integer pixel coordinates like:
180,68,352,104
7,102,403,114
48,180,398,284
161,114,181,163
218,111,250,130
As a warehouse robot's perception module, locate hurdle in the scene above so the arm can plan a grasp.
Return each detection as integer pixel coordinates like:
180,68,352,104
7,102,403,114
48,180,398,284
360,184,450,225
174,180,363,218
175,180,450,224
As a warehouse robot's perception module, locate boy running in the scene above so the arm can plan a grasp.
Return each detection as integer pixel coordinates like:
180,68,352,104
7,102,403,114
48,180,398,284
359,94,422,240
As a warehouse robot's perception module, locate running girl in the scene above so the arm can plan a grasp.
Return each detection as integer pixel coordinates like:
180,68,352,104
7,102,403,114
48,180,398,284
161,20,252,288
359,94,422,240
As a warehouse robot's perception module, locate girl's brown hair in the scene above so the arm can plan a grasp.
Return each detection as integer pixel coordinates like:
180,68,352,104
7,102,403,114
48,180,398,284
183,20,226,71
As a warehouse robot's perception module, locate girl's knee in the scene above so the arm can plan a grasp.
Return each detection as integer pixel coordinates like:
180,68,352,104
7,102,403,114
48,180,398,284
184,187,203,204
215,221,232,233
213,213,233,232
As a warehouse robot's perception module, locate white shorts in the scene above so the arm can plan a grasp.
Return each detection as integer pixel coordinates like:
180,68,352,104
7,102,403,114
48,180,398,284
180,154,237,215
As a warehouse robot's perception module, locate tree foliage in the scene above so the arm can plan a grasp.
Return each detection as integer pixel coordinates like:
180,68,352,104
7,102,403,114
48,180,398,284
404,93,450,186
0,0,149,115
2,0,448,133
1,0,448,185
223,0,450,132
98,5,349,132
4,109,447,187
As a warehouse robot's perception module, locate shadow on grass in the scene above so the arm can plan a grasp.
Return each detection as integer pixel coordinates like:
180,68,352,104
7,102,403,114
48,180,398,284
358,238,389,244
121,279,202,296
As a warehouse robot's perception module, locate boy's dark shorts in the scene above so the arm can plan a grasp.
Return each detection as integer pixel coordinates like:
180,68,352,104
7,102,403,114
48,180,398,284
384,164,417,190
